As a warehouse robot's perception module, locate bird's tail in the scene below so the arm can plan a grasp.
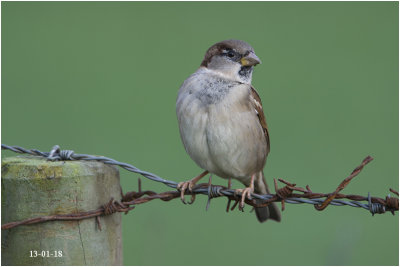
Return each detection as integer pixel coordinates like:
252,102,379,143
254,171,281,223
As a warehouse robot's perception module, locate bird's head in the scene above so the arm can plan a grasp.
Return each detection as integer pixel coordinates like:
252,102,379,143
200,39,261,84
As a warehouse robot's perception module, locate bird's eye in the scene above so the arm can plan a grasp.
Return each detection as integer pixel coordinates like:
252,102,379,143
227,51,235,58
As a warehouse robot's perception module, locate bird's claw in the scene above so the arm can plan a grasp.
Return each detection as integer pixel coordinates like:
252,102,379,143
176,171,209,205
177,181,196,204
234,187,254,211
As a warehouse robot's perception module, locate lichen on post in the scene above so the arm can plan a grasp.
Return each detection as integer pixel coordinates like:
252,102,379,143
1,156,123,265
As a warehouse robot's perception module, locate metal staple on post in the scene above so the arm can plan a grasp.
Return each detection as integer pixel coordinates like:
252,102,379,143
1,143,398,230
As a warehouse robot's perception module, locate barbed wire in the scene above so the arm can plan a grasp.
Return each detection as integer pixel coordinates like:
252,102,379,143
1,144,398,230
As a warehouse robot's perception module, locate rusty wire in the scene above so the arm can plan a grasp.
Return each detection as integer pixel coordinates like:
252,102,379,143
1,144,398,230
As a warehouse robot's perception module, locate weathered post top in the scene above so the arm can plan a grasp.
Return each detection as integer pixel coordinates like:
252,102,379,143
1,156,123,266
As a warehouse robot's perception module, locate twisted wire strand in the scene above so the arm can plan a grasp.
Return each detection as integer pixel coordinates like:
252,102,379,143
1,144,396,214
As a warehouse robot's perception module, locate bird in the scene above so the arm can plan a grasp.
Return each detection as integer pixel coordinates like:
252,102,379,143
175,39,281,222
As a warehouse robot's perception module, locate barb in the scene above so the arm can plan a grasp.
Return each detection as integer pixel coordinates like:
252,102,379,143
314,156,373,211
1,144,398,230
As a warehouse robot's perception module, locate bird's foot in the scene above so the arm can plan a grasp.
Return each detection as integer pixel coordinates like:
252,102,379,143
177,170,209,204
234,186,254,211
234,174,256,211
177,180,197,204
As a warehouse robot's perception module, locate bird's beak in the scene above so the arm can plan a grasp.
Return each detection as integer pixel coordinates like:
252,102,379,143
240,52,261,66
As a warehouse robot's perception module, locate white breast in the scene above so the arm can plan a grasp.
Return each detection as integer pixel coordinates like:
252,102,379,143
176,69,267,182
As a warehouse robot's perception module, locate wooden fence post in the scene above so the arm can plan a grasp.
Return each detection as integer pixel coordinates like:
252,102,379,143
1,156,123,265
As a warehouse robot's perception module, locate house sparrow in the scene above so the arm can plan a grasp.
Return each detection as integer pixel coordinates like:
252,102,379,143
176,39,281,222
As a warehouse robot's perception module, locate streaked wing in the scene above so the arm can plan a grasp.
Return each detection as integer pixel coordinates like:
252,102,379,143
250,86,270,154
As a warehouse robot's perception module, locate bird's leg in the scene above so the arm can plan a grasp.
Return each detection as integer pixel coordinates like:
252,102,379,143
235,174,255,210
208,174,213,186
177,170,209,204
226,178,232,212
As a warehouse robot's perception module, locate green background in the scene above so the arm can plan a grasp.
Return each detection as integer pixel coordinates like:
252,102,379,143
2,2,398,265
